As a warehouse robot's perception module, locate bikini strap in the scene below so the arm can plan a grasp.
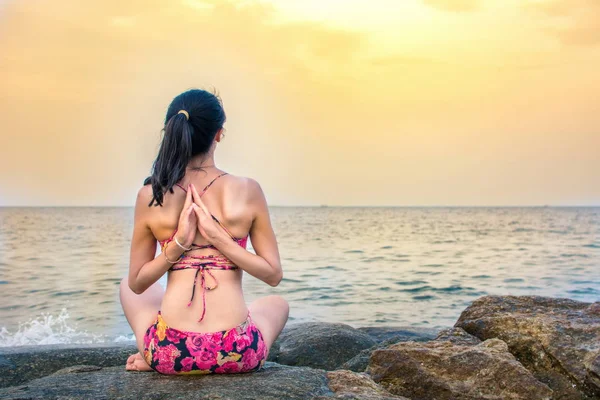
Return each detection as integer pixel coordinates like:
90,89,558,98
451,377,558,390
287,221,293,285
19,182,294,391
199,172,229,196
198,173,237,240
173,172,228,195
211,214,237,241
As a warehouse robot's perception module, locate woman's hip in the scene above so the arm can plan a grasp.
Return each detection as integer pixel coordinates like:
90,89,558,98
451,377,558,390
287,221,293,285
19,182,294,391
143,310,267,375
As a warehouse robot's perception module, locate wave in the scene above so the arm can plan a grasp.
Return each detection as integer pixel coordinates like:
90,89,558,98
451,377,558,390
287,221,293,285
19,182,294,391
0,309,134,347
582,243,600,249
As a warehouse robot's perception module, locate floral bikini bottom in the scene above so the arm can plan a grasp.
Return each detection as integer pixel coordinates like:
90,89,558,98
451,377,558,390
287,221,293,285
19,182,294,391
143,310,267,375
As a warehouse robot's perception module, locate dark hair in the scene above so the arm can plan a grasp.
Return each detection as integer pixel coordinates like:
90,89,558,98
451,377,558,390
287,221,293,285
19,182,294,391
143,88,226,207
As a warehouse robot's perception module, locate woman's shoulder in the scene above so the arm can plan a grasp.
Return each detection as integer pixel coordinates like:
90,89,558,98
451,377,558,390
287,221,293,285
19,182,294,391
137,181,154,201
224,174,265,203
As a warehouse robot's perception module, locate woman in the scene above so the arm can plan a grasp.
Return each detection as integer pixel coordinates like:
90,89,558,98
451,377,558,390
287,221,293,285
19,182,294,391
119,88,289,375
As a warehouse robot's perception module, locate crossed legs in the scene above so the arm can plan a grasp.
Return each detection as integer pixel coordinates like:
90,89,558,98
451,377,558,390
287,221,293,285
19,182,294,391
118,276,289,372
119,277,164,371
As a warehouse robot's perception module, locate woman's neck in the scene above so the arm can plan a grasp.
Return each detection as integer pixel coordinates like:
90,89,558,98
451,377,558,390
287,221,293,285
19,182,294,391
187,154,216,170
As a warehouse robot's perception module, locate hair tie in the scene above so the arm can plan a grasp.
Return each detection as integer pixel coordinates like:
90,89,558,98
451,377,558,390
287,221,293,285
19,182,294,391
178,110,189,120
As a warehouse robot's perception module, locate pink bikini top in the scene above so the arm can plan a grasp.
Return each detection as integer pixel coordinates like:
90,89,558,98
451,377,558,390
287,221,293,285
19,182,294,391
158,172,249,323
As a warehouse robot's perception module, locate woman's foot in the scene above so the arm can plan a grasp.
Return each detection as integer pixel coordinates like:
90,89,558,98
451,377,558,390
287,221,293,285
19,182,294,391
125,352,154,372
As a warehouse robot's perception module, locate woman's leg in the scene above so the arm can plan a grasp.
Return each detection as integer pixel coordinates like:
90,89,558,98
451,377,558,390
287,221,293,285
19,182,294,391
119,276,164,371
248,295,289,358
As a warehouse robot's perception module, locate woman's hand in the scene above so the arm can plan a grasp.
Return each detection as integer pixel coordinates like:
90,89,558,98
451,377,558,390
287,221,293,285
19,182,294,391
174,185,198,248
190,183,226,244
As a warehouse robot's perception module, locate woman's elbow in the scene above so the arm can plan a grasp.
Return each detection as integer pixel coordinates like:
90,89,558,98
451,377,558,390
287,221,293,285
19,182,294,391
267,267,283,287
128,277,144,295
131,286,145,295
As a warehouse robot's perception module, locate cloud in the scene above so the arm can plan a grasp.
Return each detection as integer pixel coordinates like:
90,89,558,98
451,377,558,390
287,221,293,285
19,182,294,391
422,0,479,12
369,54,563,72
0,0,366,101
526,0,600,46
527,0,571,16
370,55,452,67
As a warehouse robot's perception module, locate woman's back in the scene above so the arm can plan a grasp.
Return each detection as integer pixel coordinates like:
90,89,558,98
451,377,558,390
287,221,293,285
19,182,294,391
141,170,253,332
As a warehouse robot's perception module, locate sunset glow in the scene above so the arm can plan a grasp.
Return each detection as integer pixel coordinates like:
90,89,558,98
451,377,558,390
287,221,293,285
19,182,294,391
0,0,598,206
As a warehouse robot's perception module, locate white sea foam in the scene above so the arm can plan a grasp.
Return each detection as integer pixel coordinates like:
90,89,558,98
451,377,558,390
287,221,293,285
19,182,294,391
0,308,128,347
113,334,136,342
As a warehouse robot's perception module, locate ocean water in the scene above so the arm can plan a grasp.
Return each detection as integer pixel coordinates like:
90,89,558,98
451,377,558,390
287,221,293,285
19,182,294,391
0,206,598,347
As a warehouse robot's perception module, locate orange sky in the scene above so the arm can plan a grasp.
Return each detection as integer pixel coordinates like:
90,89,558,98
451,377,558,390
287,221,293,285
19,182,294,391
0,0,598,206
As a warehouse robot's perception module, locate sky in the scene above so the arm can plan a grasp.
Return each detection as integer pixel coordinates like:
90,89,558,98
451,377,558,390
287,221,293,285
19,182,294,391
0,0,598,206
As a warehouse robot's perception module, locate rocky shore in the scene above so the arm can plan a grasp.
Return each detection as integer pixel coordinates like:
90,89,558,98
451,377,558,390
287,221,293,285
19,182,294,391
1,295,598,399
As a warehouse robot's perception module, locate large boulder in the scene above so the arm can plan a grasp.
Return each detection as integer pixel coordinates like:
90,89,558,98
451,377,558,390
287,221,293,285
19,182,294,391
269,322,377,370
0,342,138,388
0,362,332,400
367,336,553,400
314,369,409,400
0,362,410,400
455,295,600,399
338,327,448,373
434,327,482,346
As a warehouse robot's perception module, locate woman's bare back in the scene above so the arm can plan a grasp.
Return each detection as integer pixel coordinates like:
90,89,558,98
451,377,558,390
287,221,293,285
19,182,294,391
142,171,254,332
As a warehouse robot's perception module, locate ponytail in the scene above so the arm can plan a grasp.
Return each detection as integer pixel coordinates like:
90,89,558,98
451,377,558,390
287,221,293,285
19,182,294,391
145,112,194,207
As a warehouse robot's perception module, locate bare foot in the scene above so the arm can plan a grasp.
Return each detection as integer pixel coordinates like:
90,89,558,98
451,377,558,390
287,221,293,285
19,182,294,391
125,352,154,372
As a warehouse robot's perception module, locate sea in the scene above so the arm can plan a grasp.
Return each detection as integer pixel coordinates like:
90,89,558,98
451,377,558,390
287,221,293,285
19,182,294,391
0,206,598,347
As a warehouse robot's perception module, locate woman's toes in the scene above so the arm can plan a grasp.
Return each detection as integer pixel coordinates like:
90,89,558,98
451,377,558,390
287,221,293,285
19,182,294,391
125,352,143,371
134,358,154,372
124,352,153,372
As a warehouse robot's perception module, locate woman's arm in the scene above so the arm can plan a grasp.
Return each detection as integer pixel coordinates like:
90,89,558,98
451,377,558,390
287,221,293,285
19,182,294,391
127,186,189,295
193,178,282,287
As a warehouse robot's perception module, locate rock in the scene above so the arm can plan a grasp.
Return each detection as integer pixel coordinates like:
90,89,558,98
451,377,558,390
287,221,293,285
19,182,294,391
271,322,377,370
314,369,409,400
337,347,382,374
0,362,333,400
267,335,282,362
52,364,103,375
338,334,413,373
434,327,482,346
269,324,440,369
357,326,440,343
0,342,138,388
455,295,600,399
338,326,451,373
367,338,553,400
